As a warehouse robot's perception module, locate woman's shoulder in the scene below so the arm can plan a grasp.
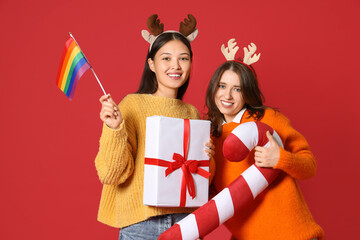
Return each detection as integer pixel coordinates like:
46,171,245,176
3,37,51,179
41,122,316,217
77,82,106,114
182,102,200,117
182,101,197,110
262,108,291,126
117,94,146,115
120,93,143,102
119,93,149,106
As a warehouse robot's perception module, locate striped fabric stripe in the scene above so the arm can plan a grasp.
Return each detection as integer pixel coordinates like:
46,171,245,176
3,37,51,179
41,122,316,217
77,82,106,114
56,37,90,100
179,214,198,240
242,165,269,198
213,188,234,223
231,121,259,150
195,200,219,236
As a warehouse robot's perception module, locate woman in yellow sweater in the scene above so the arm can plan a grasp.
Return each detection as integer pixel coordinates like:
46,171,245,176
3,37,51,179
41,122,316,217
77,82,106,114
95,16,215,239
205,41,324,239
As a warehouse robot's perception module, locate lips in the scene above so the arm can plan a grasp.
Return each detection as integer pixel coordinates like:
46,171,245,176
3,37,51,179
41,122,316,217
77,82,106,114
168,73,182,80
221,100,233,107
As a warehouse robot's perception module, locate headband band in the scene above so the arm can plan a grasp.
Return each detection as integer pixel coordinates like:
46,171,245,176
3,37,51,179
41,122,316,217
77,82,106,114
232,60,256,75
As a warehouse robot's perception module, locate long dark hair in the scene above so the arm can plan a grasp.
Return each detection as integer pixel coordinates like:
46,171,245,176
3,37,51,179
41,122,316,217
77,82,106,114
137,32,193,100
206,61,266,137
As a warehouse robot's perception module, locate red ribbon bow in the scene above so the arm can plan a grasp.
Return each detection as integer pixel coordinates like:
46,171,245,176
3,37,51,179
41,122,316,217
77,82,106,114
165,152,211,200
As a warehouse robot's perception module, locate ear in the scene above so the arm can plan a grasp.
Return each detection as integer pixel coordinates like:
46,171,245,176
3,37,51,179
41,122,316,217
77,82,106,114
148,58,155,72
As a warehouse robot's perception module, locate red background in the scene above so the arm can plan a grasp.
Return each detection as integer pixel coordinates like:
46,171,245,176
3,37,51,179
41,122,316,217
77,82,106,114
1,0,359,239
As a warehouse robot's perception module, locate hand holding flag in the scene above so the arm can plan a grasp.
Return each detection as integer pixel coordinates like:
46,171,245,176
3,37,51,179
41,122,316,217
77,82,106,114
99,94,122,129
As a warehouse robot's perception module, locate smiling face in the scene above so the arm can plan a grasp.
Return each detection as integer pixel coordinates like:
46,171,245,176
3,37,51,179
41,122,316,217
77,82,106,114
214,70,245,123
148,40,191,98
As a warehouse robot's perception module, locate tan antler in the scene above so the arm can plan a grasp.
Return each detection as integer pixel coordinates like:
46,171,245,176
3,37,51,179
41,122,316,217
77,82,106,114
179,14,197,36
243,43,261,65
221,38,239,61
147,14,164,36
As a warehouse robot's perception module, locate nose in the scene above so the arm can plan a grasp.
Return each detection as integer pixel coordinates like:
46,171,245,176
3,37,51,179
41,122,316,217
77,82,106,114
171,59,181,70
224,88,232,99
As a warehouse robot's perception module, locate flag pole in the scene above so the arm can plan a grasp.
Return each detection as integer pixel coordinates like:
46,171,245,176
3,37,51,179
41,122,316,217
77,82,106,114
69,32,107,96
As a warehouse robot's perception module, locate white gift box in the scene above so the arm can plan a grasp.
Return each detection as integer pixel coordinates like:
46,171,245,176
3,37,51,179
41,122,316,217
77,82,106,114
143,116,211,207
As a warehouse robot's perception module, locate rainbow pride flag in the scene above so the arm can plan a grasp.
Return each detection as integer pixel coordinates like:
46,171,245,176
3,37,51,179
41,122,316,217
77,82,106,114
56,37,91,100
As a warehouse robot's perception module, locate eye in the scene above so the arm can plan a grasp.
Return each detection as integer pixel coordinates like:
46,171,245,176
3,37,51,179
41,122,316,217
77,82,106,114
218,84,226,89
162,57,170,61
180,57,189,61
234,88,241,92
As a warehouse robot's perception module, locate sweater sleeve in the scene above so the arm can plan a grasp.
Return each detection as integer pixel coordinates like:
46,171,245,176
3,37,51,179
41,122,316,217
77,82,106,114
94,96,137,185
270,112,317,180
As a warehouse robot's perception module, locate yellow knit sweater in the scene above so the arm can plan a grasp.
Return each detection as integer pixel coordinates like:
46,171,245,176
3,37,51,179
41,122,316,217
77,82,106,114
95,94,215,228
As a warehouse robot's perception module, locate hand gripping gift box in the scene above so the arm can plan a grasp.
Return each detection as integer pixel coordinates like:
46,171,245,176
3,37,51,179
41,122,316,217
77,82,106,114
143,116,211,207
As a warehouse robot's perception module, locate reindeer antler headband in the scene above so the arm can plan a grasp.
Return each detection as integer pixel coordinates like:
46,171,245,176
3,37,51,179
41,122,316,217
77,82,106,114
221,38,261,74
141,14,198,51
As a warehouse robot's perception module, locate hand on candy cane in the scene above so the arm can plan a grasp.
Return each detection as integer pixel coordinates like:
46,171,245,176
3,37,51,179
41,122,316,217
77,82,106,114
99,94,122,129
254,131,280,168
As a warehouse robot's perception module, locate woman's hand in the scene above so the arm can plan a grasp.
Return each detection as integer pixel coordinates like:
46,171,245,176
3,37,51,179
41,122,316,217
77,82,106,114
99,94,122,129
254,131,280,167
204,138,215,159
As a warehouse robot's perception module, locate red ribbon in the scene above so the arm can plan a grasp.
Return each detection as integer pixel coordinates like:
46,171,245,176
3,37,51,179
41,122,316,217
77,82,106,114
144,119,210,207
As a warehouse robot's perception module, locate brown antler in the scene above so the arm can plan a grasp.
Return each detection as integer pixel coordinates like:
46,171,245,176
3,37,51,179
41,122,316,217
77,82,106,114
147,14,164,36
179,14,197,36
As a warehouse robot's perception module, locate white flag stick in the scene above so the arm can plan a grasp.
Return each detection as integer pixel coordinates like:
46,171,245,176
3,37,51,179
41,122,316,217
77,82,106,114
69,32,107,96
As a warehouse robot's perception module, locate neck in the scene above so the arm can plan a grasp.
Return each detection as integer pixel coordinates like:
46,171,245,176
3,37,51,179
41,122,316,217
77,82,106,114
153,88,178,99
224,115,234,123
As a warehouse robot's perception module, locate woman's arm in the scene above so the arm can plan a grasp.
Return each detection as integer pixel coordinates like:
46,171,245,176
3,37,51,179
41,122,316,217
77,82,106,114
94,95,137,185
255,110,317,180
275,125,317,180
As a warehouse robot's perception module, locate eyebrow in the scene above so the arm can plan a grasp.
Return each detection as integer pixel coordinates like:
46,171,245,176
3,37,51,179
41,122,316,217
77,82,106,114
159,52,190,56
